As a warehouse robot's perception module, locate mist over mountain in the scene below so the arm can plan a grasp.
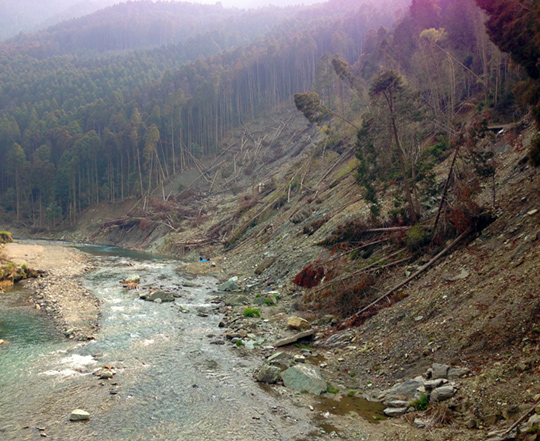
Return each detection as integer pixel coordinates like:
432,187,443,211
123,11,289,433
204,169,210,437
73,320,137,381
0,0,328,42
0,0,117,41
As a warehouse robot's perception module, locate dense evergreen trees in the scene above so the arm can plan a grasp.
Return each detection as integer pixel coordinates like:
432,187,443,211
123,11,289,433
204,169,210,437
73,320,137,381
0,0,404,227
475,0,540,164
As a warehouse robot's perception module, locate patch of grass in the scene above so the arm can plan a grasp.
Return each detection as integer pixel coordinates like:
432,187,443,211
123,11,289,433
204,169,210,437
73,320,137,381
409,393,430,411
235,340,244,347
526,425,540,434
406,224,431,251
243,307,261,318
347,390,357,397
326,385,339,394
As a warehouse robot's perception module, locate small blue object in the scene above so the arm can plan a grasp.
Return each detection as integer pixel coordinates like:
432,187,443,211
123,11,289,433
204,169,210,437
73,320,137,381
199,258,211,262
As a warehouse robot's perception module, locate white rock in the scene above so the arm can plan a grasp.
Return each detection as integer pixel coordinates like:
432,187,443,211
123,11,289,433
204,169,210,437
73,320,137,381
384,407,407,417
70,409,90,421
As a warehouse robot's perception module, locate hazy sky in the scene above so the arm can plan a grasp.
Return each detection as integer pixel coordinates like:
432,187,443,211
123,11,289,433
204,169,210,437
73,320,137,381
182,0,326,8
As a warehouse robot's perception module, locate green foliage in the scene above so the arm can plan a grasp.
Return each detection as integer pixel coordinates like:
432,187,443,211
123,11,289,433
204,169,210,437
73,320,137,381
264,297,275,306
427,135,449,159
326,385,339,394
406,224,432,250
476,0,540,132
294,93,328,125
235,340,244,347
410,393,430,411
347,390,357,396
0,231,13,244
243,308,261,318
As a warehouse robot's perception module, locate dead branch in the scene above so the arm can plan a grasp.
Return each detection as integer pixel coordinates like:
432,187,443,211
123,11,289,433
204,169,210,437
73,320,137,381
347,228,471,322
433,146,460,235
310,248,408,295
363,227,411,233
315,146,356,187
501,397,540,438
336,238,394,258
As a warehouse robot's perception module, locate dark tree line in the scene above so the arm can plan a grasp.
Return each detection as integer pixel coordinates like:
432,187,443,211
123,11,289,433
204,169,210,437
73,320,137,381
0,0,402,227
475,0,540,164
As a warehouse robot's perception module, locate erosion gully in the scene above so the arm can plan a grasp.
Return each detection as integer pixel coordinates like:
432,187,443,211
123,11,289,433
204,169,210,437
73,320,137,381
0,243,343,441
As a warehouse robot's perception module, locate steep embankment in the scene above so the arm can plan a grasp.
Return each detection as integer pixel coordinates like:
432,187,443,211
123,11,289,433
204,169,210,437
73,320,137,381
70,106,540,440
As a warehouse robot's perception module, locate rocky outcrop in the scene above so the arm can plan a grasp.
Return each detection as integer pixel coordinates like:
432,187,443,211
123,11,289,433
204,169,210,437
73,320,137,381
381,363,468,417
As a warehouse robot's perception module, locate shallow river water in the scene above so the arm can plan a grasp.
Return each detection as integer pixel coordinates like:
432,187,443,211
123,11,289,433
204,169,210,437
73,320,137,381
0,244,329,441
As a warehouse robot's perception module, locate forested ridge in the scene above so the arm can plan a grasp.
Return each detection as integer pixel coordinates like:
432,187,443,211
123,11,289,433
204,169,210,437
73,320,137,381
1,1,287,57
0,0,538,231
0,0,405,227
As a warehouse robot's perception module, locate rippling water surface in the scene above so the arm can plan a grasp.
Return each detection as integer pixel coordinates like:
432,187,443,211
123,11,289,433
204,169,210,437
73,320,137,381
0,244,322,441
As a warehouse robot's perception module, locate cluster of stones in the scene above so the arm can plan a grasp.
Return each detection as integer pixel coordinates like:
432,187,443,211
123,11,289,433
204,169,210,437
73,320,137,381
380,363,470,418
254,316,329,394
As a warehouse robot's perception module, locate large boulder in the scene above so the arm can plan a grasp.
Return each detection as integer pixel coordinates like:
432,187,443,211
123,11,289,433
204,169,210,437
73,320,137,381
218,277,239,292
430,385,456,403
384,407,408,417
273,330,314,347
280,364,327,395
287,316,311,331
255,365,281,384
448,367,470,380
432,363,451,379
223,295,249,306
380,379,424,405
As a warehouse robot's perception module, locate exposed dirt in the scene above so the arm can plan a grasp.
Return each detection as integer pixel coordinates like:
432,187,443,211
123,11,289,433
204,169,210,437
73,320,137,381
13,108,540,439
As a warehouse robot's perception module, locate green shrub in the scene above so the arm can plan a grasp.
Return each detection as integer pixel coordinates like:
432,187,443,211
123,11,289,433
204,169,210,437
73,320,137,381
410,393,430,411
406,224,431,251
326,385,339,394
0,231,13,244
243,307,261,318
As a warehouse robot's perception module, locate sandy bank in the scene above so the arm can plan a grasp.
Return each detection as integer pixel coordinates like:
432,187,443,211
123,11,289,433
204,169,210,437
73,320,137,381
1,240,100,340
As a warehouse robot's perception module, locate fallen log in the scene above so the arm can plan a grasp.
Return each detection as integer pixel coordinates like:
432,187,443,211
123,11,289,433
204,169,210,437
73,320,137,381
311,248,408,295
346,229,471,323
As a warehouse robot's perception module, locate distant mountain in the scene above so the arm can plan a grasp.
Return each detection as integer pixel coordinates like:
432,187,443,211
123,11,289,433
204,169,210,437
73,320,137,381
0,1,302,57
0,0,116,41
0,0,328,42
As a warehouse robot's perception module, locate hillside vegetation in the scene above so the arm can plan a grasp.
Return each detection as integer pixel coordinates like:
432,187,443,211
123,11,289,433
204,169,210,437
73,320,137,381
1,0,540,439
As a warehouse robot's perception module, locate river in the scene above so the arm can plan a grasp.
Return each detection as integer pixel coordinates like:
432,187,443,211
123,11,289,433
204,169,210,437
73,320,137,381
0,244,328,441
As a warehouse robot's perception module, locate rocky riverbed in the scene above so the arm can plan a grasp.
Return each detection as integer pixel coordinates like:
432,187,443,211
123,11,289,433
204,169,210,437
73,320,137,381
1,240,100,340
